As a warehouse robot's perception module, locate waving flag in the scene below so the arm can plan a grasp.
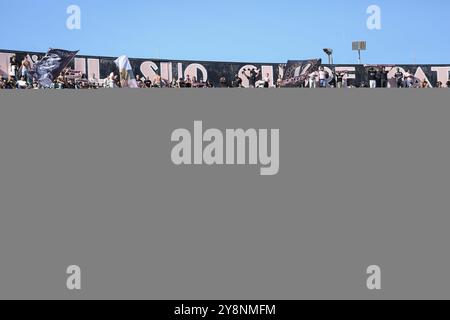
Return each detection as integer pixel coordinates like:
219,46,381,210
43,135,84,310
281,59,322,87
114,55,138,88
32,48,78,88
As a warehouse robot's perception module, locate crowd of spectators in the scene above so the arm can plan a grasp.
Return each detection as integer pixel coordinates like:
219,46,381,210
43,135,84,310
2,54,450,89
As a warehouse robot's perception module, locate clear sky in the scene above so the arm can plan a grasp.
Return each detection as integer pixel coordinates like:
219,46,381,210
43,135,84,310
2,0,449,64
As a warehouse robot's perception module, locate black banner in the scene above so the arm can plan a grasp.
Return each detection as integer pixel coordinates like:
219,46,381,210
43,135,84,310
31,49,78,88
1,49,450,88
281,59,322,87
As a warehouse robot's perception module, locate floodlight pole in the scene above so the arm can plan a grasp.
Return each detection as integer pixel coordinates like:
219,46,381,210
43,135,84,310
323,48,334,65
352,41,366,65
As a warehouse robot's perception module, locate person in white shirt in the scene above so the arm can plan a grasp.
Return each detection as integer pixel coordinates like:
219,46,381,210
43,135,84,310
309,71,318,88
318,66,328,88
16,76,28,89
405,70,414,88
104,73,116,88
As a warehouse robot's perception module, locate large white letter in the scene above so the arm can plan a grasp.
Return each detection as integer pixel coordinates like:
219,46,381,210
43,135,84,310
226,129,258,165
366,5,381,30
194,121,203,165
203,129,224,165
171,129,192,165
184,63,208,82
66,5,81,30
140,61,159,81
259,129,280,176
366,265,381,290
431,67,450,85
66,265,81,290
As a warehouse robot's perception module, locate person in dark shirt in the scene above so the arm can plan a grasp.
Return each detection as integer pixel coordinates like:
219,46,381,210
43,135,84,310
219,76,228,87
249,69,258,87
232,74,242,87
206,79,214,88
144,79,152,88
335,71,346,88
380,67,389,88
135,74,144,88
241,68,259,88
394,68,404,88
446,81,450,88
368,67,378,88
9,54,19,80
4,76,16,89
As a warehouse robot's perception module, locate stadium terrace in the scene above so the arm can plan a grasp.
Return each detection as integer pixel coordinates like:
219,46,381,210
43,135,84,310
1,49,450,89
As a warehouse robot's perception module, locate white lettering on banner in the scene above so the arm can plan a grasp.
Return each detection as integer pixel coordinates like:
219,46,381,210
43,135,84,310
278,65,284,80
74,58,86,75
239,65,259,88
387,66,407,82
323,66,334,85
1,51,449,86
414,67,432,87
160,62,173,82
261,65,274,87
0,52,13,77
140,61,159,81
177,63,183,80
171,121,280,176
295,63,311,78
74,57,100,80
184,63,208,82
87,59,100,81
335,66,356,80
431,67,450,84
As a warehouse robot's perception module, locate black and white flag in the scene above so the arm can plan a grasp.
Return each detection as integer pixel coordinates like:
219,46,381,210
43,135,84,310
281,59,322,87
32,48,78,88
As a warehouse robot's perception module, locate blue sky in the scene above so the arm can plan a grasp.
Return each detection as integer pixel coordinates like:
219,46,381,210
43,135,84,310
1,0,449,64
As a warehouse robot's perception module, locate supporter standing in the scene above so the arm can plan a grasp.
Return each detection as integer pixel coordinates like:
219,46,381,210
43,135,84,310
220,75,227,87
104,73,117,88
241,68,259,88
335,71,346,88
394,68,404,88
380,67,389,88
185,75,192,88
318,66,328,88
368,67,378,88
135,74,143,87
405,69,414,88
232,74,242,87
308,70,318,88
9,54,19,80
20,56,32,85
153,75,162,88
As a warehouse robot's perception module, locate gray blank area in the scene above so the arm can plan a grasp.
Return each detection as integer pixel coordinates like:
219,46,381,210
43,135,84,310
0,89,449,299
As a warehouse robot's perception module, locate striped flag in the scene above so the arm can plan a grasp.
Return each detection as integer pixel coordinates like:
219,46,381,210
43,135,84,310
114,55,138,88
